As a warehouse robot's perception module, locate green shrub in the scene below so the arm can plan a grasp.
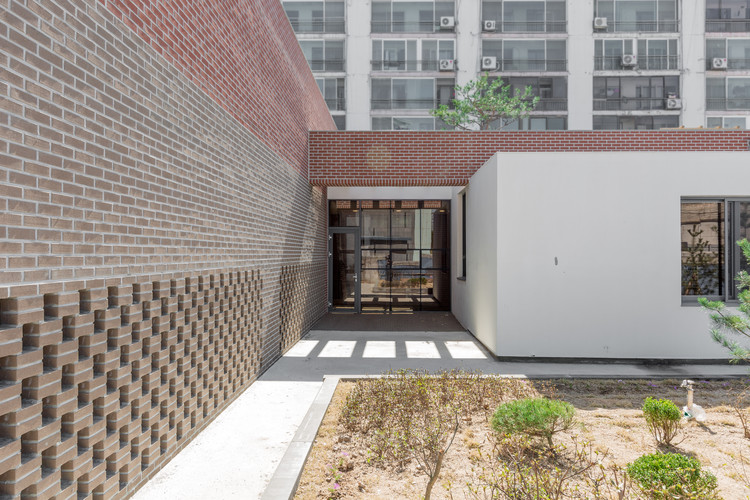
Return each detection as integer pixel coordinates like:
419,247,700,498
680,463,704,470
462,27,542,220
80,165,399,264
626,452,719,499
491,398,575,448
642,397,682,445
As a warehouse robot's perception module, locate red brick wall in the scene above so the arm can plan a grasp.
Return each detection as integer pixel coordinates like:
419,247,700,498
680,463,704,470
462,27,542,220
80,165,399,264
0,0,331,497
100,0,335,175
309,130,750,186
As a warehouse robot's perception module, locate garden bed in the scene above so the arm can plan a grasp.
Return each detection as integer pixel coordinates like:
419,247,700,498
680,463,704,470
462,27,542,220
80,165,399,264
295,374,750,499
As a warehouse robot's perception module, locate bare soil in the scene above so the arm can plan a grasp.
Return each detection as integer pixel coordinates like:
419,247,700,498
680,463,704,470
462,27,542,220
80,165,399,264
295,378,750,500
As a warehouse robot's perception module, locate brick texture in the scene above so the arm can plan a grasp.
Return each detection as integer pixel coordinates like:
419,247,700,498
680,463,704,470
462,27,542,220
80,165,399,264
0,0,332,497
100,0,334,175
309,130,750,186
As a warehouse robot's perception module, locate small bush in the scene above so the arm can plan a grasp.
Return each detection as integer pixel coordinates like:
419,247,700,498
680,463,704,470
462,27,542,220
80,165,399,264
642,397,682,445
491,398,575,448
626,452,719,499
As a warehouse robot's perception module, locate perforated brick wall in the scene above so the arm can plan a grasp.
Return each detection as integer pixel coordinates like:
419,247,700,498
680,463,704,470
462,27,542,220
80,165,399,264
309,130,750,186
0,0,332,497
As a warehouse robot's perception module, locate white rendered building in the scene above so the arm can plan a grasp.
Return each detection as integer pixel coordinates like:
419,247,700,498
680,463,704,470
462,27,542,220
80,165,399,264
283,0,750,130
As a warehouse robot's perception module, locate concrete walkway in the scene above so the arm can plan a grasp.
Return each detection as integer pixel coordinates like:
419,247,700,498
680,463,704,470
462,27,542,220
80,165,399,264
133,328,750,500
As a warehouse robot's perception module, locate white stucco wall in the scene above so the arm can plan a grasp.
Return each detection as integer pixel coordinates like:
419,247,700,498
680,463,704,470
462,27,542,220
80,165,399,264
455,151,750,359
451,155,498,353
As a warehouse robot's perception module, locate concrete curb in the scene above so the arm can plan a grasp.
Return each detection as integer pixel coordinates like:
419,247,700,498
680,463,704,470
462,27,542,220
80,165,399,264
259,368,748,499
261,376,340,500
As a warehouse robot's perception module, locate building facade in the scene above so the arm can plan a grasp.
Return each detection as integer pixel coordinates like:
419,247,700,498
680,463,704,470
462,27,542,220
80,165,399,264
3,0,750,497
284,0,750,130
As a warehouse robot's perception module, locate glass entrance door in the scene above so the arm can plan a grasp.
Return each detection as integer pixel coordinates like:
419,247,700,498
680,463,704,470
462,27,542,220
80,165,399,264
329,227,361,311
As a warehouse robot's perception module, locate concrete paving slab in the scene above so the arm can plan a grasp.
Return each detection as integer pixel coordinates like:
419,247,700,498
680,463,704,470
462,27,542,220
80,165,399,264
445,340,487,359
405,340,441,358
284,340,319,357
132,380,321,500
318,340,356,357
363,340,396,358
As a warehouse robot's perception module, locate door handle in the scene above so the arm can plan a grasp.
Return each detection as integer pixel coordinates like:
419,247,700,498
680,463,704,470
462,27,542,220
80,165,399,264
354,273,358,283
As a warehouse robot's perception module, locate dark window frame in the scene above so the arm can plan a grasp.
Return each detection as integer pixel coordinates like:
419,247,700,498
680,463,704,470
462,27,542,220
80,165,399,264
681,197,750,304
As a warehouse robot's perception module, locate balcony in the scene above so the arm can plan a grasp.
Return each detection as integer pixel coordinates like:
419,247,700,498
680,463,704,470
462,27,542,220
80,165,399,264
371,59,457,72
599,20,678,33
371,98,453,110
289,18,345,34
593,97,677,111
324,98,346,111
706,98,750,110
371,20,447,34
533,98,568,111
499,59,567,71
498,20,567,33
307,59,346,72
595,55,679,71
706,19,750,32
707,58,750,70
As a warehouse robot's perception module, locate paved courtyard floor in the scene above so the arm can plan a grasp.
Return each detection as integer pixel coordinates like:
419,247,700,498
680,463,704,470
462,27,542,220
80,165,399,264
133,322,750,500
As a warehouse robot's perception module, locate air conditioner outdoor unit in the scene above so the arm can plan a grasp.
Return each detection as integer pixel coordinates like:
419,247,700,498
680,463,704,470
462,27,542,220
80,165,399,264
712,57,728,69
594,17,608,29
483,20,497,31
439,59,455,71
481,56,497,70
666,98,682,109
621,54,637,67
440,16,455,29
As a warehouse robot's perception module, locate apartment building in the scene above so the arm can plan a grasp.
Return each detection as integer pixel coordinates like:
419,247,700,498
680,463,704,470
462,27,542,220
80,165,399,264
283,0,750,130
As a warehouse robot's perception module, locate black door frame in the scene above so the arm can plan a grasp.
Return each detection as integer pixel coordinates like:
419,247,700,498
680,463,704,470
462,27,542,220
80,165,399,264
328,227,361,312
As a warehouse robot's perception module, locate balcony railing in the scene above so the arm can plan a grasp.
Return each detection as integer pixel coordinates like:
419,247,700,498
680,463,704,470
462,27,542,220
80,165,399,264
498,21,567,33
599,20,678,33
533,98,568,111
371,20,448,33
371,98,453,110
371,59,458,72
306,59,346,72
706,98,750,110
593,97,678,111
289,18,345,34
499,59,567,71
707,58,750,70
324,98,346,111
595,55,679,71
706,19,750,32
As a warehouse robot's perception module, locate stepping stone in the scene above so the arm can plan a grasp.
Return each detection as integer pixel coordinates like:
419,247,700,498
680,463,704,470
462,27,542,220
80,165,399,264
318,340,356,358
405,341,440,358
363,341,396,358
445,341,486,359
284,340,319,357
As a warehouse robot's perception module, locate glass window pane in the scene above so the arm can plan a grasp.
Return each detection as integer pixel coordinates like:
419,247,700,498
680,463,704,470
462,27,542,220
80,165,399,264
372,0,391,32
728,77,750,109
617,1,656,31
482,39,503,59
372,79,391,109
681,202,725,296
329,200,360,227
325,41,345,71
737,202,750,282
503,1,546,32
482,0,502,22
372,117,392,130
728,39,750,69
724,117,746,128
707,117,723,128
706,39,726,61
597,0,615,21
547,116,566,129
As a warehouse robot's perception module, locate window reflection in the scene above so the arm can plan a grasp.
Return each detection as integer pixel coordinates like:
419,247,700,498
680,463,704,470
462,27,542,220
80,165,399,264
681,202,724,296
331,200,450,311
